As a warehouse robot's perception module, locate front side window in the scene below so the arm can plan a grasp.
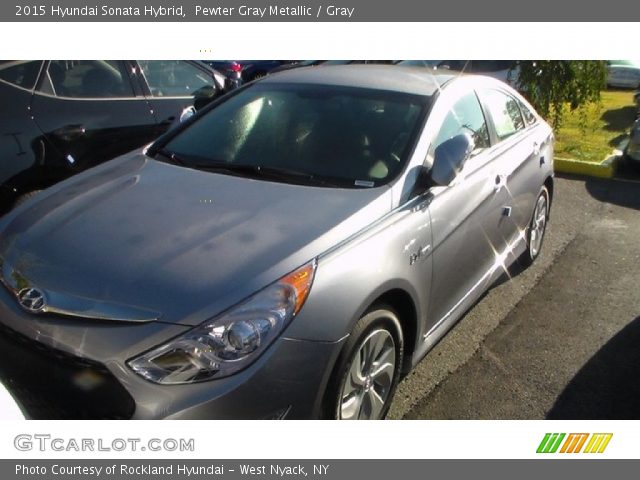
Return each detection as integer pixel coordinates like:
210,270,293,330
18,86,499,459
483,89,526,140
40,60,134,98
159,83,429,187
432,92,490,155
139,60,216,98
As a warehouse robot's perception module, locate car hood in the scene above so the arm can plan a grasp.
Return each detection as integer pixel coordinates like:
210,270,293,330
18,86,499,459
0,154,392,326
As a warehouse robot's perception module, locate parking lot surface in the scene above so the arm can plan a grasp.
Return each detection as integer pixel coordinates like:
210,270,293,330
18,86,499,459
390,174,640,419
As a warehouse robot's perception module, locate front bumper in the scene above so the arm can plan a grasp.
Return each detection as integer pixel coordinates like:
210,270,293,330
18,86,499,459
0,286,344,419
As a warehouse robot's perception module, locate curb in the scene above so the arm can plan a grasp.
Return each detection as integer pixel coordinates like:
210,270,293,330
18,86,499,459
554,154,618,179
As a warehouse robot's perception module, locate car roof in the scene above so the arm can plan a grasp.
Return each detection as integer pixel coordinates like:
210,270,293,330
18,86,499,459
261,64,457,96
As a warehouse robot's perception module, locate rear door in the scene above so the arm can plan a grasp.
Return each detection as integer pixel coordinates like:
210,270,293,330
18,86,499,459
478,88,550,246
30,60,157,174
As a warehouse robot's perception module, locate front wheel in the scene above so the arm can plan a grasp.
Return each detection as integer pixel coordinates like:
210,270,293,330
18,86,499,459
521,186,549,266
325,306,403,420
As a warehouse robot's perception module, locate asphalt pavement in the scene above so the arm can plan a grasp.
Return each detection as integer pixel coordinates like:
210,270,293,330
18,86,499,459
389,173,640,419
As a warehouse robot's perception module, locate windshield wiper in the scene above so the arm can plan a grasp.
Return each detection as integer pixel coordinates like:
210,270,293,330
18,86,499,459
154,148,189,166
192,163,343,187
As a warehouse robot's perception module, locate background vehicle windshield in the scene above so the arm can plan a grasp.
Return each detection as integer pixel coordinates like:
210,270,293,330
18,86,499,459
162,83,429,187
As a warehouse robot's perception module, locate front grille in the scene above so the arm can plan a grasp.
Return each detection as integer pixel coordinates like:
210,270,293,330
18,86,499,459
0,322,135,419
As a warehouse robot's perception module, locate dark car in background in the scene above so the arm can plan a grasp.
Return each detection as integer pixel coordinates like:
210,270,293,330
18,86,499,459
624,88,640,167
203,61,244,89
626,119,640,166
0,60,226,212
207,61,302,82
238,60,297,81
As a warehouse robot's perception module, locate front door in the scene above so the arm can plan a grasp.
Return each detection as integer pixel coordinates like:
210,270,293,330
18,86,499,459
425,91,510,334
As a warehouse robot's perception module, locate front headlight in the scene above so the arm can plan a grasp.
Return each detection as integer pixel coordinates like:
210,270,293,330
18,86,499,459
128,260,316,384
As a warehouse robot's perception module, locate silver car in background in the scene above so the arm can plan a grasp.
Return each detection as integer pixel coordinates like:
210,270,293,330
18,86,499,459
606,60,640,89
0,66,554,419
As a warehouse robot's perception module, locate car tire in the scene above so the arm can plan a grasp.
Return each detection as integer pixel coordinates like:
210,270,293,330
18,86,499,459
520,185,550,267
325,305,404,420
13,190,42,207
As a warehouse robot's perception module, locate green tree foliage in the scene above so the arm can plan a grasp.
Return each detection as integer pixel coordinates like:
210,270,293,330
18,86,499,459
515,61,607,128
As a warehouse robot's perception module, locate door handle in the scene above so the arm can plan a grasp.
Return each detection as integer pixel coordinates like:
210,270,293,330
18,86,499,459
494,174,507,193
532,141,541,156
159,116,176,126
54,124,86,140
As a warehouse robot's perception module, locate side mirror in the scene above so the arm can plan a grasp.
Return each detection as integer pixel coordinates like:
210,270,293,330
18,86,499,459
179,106,196,123
192,85,219,111
430,133,474,186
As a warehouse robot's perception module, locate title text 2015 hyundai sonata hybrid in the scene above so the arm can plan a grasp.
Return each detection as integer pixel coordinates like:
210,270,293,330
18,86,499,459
0,66,553,419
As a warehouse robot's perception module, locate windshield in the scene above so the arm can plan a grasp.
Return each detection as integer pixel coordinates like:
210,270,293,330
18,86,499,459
159,83,429,188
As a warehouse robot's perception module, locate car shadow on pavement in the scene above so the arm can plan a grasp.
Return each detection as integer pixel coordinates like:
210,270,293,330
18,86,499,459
582,175,640,210
547,316,640,419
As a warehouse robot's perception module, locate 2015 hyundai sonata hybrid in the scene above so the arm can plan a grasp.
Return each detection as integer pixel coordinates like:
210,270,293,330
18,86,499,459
0,65,553,419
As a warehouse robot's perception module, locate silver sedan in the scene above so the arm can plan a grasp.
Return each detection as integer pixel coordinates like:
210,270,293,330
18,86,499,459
0,66,554,419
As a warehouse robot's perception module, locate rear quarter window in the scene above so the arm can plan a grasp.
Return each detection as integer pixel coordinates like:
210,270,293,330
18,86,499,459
518,100,538,125
0,61,42,89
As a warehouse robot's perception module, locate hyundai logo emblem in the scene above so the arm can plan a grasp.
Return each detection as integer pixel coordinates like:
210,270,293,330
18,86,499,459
17,288,46,313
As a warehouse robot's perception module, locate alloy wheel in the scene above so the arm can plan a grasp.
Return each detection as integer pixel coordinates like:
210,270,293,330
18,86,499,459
529,193,548,259
339,328,396,420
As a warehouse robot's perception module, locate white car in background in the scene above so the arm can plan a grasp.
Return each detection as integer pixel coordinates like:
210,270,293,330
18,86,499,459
607,61,640,89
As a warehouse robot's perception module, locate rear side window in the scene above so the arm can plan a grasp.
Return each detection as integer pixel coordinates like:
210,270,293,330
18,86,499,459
518,100,537,125
432,92,491,155
138,60,216,98
0,61,42,89
483,89,525,140
40,60,134,98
